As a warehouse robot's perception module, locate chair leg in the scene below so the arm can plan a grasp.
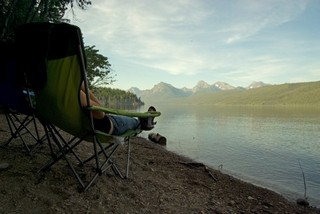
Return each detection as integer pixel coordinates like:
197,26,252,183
2,112,47,155
100,143,123,178
126,137,131,179
89,137,124,178
49,128,86,189
38,124,84,171
37,122,128,191
38,123,86,189
28,115,47,154
81,143,115,165
2,112,32,153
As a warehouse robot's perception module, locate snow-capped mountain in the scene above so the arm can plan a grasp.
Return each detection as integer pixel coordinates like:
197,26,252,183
128,81,269,100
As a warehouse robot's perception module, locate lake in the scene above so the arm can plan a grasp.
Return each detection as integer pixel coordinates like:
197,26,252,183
140,104,320,206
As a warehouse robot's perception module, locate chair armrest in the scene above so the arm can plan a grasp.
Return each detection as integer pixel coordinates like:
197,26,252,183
86,105,161,118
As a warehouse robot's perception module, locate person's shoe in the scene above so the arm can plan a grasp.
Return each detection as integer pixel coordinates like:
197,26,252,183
148,106,156,111
140,106,157,130
147,106,157,126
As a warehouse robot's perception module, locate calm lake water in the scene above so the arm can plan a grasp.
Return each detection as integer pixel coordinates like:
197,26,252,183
141,104,320,206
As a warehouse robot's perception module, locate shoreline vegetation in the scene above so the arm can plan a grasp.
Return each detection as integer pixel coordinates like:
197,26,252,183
93,87,145,109
0,115,319,213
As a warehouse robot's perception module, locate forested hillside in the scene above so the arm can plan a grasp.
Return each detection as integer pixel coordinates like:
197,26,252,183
93,87,144,109
170,81,320,106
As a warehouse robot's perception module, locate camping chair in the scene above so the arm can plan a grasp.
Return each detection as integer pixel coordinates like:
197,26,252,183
15,22,161,191
0,41,45,154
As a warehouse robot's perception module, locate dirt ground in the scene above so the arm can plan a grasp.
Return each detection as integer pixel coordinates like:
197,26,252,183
0,113,319,214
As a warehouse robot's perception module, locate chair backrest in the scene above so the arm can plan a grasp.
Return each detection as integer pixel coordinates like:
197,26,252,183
0,41,32,114
15,23,91,137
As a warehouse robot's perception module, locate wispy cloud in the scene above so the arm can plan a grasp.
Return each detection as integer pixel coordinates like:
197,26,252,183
219,0,308,44
74,0,214,75
67,0,318,89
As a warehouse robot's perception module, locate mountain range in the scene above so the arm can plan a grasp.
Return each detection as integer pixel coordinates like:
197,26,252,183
129,81,269,101
130,80,320,106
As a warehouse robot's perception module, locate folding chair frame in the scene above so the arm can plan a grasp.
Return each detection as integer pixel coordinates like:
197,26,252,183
0,41,47,155
1,108,47,154
15,22,160,191
38,121,125,191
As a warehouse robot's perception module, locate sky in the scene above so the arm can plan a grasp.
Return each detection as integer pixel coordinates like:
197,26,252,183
65,0,320,90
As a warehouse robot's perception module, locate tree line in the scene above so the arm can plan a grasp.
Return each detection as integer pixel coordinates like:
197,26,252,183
94,87,144,109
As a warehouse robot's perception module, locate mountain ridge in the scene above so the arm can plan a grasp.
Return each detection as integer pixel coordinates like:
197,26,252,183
128,80,269,100
128,80,320,105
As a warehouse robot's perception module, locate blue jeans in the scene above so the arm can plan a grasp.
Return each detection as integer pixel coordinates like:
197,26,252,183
108,115,140,136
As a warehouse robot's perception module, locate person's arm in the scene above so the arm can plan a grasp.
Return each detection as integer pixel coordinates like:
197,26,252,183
80,82,105,119
81,82,101,105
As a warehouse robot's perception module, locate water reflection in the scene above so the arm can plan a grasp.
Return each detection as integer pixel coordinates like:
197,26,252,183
145,104,320,206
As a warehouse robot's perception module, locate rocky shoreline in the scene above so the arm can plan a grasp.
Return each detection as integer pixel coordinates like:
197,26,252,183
0,115,319,213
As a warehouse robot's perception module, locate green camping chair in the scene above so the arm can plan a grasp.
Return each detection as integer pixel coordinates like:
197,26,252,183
0,41,46,154
15,22,161,191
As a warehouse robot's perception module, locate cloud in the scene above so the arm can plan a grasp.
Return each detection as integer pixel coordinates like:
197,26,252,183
69,0,215,75
220,0,308,44
67,0,317,89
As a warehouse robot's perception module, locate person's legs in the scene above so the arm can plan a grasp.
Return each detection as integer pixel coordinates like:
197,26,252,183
97,106,157,136
108,115,140,136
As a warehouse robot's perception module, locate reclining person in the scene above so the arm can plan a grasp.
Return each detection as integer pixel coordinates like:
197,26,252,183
79,82,156,136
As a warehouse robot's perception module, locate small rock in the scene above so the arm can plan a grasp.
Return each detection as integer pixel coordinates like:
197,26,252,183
262,201,273,207
296,198,309,206
213,208,223,214
248,196,255,200
0,162,10,170
228,200,236,206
